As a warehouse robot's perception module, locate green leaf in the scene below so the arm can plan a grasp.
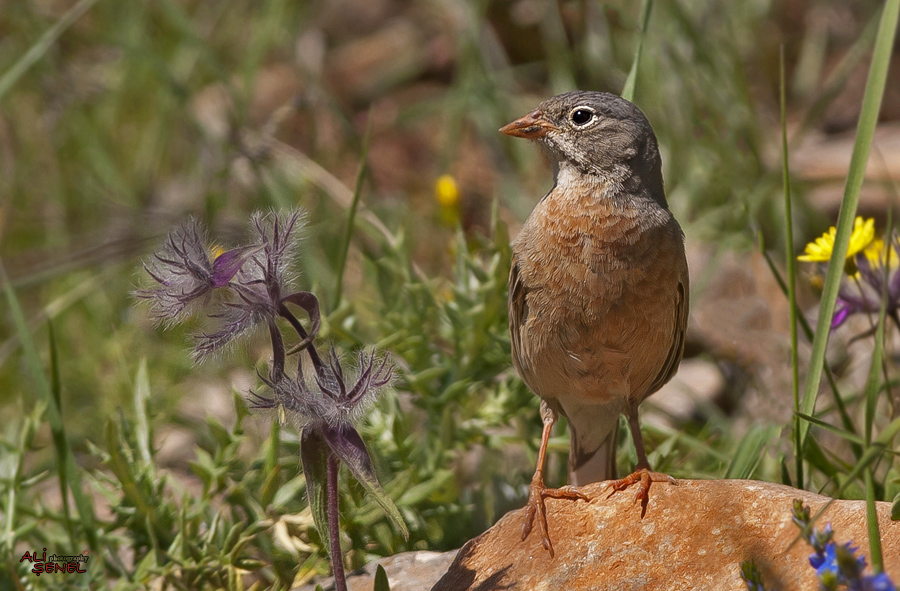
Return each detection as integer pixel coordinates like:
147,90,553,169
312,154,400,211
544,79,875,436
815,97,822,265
300,427,332,554
134,359,153,465
322,424,409,540
104,420,156,526
373,564,391,591
396,470,454,506
260,463,282,509
891,493,900,521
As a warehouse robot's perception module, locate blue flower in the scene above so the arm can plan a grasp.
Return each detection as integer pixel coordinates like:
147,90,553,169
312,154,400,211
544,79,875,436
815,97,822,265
863,572,898,591
810,541,864,580
792,500,896,591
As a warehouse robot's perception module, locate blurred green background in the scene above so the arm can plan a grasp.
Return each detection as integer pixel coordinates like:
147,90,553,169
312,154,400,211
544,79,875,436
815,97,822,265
2,0,899,588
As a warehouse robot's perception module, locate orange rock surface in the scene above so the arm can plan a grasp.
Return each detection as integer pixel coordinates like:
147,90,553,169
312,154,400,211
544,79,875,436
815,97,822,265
431,479,900,591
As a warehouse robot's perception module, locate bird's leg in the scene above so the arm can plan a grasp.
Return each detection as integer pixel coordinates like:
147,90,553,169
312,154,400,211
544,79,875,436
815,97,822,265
607,404,675,517
521,401,588,557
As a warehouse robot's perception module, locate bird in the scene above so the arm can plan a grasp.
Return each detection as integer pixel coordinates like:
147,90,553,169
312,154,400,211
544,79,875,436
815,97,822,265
500,91,689,557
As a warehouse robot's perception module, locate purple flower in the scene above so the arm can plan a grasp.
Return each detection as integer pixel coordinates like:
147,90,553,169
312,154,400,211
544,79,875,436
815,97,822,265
136,210,323,366
832,233,900,330
136,220,226,322
248,345,406,549
136,209,407,590
211,246,260,288
249,347,393,429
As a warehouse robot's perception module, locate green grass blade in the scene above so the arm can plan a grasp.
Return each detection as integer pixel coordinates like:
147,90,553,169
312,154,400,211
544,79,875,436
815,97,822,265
780,46,804,489
621,0,654,102
798,0,899,457
724,423,778,479
795,413,867,446
876,414,900,446
0,0,100,102
759,237,861,460
864,469,884,572
864,212,892,446
47,322,75,545
0,259,98,550
333,115,374,311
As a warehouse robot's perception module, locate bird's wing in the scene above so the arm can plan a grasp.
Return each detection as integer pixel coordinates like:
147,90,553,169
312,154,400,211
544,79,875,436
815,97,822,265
508,255,529,376
644,278,688,398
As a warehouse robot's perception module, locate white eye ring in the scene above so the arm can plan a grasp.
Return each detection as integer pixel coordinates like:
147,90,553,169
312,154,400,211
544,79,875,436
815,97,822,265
569,107,597,127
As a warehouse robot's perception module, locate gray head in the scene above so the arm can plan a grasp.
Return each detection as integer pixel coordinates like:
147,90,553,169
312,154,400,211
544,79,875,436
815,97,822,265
500,91,664,199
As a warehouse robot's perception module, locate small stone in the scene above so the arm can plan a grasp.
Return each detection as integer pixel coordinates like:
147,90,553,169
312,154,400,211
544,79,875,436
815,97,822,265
295,550,458,591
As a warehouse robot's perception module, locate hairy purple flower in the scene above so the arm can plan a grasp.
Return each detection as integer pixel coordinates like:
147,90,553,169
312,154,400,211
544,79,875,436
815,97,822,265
192,211,307,358
135,209,405,591
248,345,407,549
249,347,393,428
233,211,305,304
137,220,234,322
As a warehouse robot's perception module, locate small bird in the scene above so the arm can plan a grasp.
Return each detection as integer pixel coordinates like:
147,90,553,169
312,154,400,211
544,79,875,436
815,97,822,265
500,91,689,556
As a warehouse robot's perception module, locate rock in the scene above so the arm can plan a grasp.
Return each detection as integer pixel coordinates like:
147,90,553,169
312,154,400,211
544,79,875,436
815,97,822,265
430,479,900,591
295,550,458,591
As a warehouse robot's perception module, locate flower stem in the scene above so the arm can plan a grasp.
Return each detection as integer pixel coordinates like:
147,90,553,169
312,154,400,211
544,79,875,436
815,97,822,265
268,320,285,375
327,453,347,591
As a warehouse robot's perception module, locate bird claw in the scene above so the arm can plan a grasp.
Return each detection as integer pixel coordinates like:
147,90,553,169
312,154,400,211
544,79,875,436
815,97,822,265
606,468,674,518
521,480,588,558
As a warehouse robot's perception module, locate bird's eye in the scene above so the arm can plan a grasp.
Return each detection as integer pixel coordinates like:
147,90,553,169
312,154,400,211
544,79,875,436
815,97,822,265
570,108,595,126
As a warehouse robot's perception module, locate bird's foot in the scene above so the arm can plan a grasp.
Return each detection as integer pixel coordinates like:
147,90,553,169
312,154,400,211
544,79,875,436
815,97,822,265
521,480,588,558
606,468,675,518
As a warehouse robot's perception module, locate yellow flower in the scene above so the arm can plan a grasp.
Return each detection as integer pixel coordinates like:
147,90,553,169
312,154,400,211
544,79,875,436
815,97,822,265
797,216,875,262
435,174,459,208
862,237,899,269
435,174,461,226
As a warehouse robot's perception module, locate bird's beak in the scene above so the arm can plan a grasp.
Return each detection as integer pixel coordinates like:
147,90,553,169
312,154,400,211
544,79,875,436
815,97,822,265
499,109,556,139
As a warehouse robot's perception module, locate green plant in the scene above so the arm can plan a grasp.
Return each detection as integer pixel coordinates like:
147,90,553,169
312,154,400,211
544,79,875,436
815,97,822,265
135,211,407,590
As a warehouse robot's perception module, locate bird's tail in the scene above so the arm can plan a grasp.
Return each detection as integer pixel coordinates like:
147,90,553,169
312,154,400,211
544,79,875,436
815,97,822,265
563,400,622,486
